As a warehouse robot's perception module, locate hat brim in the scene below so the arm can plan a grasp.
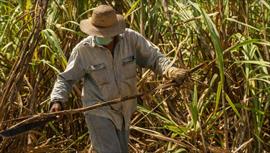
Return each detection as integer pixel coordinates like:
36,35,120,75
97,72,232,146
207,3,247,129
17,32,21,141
80,14,125,37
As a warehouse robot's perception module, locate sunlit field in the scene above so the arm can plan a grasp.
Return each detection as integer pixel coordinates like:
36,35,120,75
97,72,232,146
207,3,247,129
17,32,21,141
0,0,269,152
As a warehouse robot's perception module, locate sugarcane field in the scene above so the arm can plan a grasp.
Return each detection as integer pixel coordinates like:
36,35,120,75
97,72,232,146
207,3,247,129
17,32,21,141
0,0,270,153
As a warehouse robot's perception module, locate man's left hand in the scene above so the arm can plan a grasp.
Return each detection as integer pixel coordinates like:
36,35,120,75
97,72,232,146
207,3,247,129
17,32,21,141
166,67,189,84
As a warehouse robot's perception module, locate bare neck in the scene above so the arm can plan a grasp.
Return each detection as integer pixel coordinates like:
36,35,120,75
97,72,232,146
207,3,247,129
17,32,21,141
104,37,116,54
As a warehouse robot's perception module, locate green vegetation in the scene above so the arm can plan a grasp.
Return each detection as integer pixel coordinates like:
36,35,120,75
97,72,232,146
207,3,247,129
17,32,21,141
0,0,269,152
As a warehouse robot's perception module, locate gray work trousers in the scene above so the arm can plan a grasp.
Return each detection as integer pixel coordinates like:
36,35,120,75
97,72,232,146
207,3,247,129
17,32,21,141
85,114,129,153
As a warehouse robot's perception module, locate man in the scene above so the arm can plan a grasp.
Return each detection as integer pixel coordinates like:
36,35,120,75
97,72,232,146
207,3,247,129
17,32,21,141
50,5,188,153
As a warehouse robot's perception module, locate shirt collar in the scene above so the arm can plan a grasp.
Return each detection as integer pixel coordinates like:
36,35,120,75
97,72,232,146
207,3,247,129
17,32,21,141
82,36,94,47
117,33,124,40
90,36,96,47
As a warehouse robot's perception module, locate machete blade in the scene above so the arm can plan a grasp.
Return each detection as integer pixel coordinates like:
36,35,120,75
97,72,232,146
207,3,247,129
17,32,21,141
0,116,57,137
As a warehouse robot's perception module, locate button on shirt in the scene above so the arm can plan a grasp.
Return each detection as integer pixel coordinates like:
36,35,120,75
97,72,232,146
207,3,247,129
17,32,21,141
50,28,172,130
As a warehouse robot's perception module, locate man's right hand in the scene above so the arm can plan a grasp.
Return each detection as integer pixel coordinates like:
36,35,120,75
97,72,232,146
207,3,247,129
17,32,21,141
50,102,62,112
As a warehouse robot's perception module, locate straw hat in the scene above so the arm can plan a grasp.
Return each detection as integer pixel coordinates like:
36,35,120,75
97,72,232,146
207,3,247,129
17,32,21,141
80,5,125,37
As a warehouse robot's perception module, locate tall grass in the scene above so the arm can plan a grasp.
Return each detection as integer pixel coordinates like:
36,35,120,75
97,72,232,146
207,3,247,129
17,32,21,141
0,0,269,152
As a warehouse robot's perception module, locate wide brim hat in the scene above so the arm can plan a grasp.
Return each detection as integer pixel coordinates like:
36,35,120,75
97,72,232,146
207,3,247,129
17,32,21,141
80,5,125,38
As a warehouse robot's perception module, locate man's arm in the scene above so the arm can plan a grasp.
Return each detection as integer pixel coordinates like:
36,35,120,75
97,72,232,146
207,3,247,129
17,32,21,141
50,47,85,111
130,29,188,83
131,30,182,74
131,30,171,75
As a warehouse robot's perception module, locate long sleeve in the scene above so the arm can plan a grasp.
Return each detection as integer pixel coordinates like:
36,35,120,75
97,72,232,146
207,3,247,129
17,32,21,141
50,48,85,103
132,30,172,75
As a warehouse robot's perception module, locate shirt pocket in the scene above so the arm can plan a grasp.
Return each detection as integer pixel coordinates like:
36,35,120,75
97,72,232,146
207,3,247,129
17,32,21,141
122,55,136,79
87,63,109,85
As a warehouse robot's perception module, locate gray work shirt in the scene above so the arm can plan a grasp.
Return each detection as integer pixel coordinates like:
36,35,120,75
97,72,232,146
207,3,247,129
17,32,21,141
50,28,172,130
